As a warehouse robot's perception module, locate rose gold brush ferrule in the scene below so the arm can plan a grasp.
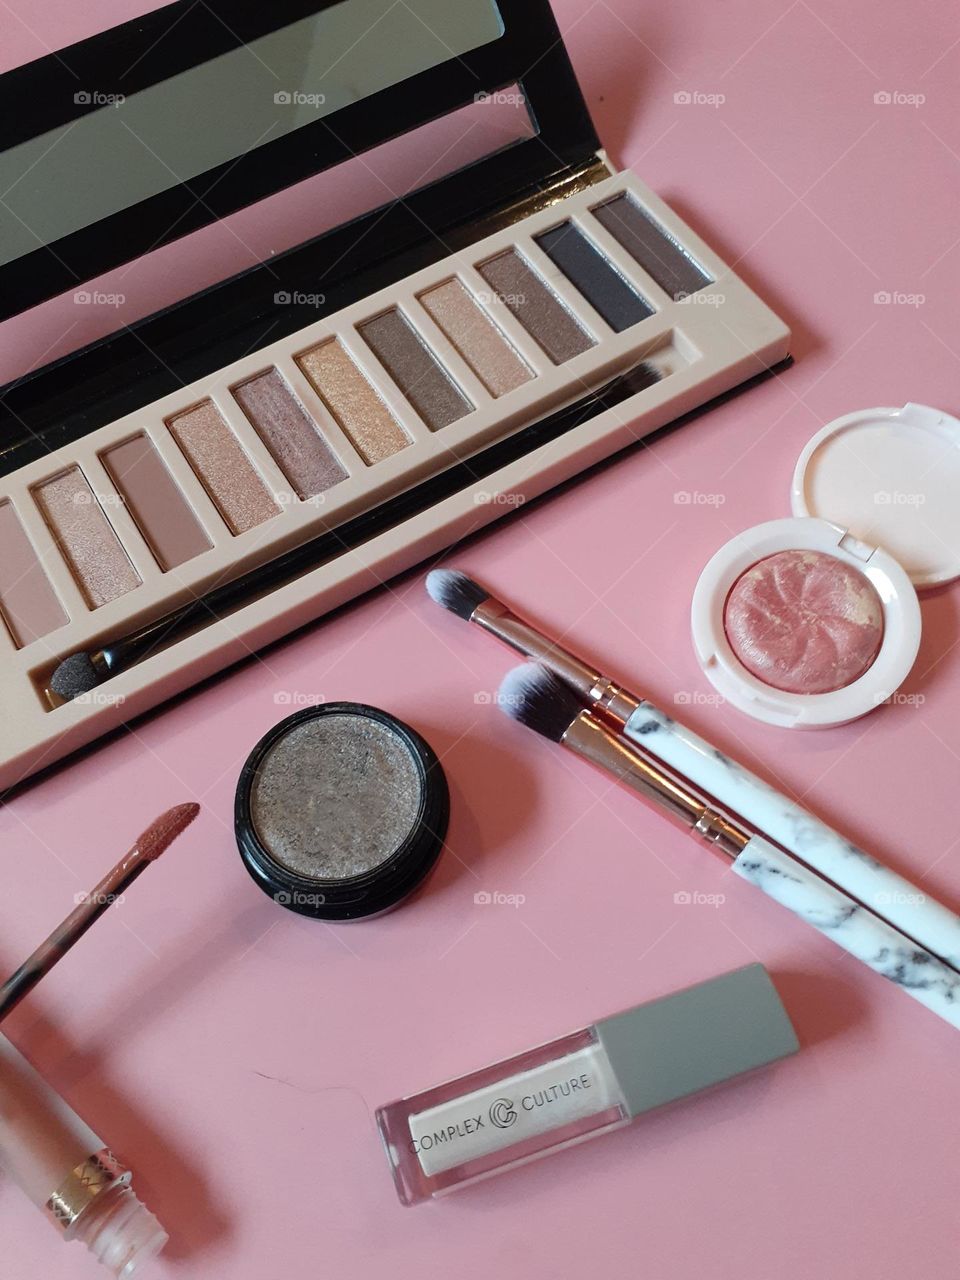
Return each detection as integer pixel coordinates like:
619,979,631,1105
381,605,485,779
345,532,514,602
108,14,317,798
585,678,642,728
469,600,644,727
562,713,749,862
471,600,602,696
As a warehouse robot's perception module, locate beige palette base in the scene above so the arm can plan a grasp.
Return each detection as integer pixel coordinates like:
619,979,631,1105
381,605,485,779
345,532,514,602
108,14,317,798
0,169,790,788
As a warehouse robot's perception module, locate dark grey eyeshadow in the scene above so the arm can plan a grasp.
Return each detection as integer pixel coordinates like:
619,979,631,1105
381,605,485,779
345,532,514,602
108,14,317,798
536,222,653,332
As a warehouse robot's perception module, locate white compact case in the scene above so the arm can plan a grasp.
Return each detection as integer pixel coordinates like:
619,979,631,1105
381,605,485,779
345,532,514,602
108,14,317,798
691,403,960,728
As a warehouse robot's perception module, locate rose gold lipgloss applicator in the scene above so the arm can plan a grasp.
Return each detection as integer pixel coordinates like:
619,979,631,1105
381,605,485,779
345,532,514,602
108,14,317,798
0,803,199,1276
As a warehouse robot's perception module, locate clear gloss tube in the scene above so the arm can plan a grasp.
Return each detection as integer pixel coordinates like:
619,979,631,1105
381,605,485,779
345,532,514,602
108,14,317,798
377,964,798,1204
0,1034,167,1277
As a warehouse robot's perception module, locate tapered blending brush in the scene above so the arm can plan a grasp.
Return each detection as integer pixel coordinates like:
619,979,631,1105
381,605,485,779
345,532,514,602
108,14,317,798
498,663,960,1031
0,803,200,1020
427,569,960,971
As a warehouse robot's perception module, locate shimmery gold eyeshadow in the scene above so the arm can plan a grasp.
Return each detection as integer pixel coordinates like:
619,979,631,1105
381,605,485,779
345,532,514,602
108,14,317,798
0,501,68,646
33,468,141,609
166,400,280,535
418,279,532,397
296,340,411,464
476,249,594,364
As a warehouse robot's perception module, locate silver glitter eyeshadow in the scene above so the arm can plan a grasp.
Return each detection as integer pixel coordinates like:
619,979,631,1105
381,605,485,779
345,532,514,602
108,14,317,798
249,714,423,880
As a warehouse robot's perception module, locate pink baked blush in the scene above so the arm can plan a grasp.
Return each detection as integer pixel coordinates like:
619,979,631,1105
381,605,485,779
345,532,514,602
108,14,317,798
723,549,884,695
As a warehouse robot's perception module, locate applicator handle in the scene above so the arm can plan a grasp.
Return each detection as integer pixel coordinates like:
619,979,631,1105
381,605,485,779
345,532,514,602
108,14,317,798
622,704,960,970
733,837,960,1031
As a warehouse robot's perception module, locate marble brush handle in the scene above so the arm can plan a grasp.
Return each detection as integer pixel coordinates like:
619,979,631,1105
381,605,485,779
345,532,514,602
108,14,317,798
733,837,960,1031
625,704,960,970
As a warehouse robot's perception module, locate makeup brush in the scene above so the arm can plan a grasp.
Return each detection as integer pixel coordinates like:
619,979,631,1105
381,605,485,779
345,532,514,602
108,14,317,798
47,360,663,704
0,802,199,1020
499,663,960,1031
427,569,960,971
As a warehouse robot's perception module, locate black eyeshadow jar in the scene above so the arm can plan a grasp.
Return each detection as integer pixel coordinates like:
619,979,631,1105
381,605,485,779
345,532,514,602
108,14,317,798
235,703,449,920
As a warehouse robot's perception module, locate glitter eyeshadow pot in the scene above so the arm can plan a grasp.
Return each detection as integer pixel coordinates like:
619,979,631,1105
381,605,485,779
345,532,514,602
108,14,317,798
692,404,960,728
235,704,449,919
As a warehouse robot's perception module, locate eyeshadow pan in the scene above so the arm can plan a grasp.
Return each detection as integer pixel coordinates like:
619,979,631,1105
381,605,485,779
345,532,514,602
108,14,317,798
476,249,594,364
359,309,472,431
250,713,423,880
233,368,348,500
33,468,141,609
166,400,280,535
418,279,532,397
297,340,411,465
101,434,212,570
592,193,713,301
0,501,68,646
536,222,653,332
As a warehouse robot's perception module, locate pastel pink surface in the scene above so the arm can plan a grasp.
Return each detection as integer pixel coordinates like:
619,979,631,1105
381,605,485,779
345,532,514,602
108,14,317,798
2,5,960,1280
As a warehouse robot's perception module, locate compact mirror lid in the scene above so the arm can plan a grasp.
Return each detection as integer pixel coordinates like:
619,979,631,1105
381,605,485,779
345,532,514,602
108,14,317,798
0,0,600,322
791,403,960,588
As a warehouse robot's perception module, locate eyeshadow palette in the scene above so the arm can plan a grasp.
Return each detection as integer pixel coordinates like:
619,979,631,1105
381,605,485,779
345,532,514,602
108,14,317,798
0,2,790,786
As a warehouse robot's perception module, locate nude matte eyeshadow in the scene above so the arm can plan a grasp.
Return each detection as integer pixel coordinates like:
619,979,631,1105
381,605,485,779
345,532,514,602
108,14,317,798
101,434,213,570
0,501,68,645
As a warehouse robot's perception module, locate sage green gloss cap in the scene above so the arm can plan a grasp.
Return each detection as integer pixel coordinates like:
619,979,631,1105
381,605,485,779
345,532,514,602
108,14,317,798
595,963,798,1119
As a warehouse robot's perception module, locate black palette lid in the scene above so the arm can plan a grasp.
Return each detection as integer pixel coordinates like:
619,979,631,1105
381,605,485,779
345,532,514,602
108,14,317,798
0,0,602,472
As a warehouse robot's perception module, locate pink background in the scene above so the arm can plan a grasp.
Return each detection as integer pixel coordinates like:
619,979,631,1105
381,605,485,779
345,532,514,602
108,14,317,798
2,2,959,1277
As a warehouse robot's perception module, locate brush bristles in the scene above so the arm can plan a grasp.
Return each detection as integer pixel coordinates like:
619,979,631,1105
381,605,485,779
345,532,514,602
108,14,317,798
425,569,489,620
618,360,662,397
498,664,586,743
137,802,200,861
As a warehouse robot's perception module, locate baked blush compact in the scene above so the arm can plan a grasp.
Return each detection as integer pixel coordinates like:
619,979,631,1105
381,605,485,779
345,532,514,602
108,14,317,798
692,403,960,728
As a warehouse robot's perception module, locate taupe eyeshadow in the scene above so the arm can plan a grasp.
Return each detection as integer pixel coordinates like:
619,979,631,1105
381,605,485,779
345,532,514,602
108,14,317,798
591,193,713,300
250,714,423,880
359,309,472,431
476,249,594,364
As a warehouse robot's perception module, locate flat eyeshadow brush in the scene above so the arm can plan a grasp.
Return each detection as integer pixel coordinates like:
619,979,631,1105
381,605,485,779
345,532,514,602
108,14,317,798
427,569,960,971
47,361,662,705
0,802,199,1020
499,663,960,1032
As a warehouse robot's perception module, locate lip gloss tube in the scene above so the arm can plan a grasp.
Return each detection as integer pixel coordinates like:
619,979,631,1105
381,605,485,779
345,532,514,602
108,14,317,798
377,964,798,1204
0,1034,167,1277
